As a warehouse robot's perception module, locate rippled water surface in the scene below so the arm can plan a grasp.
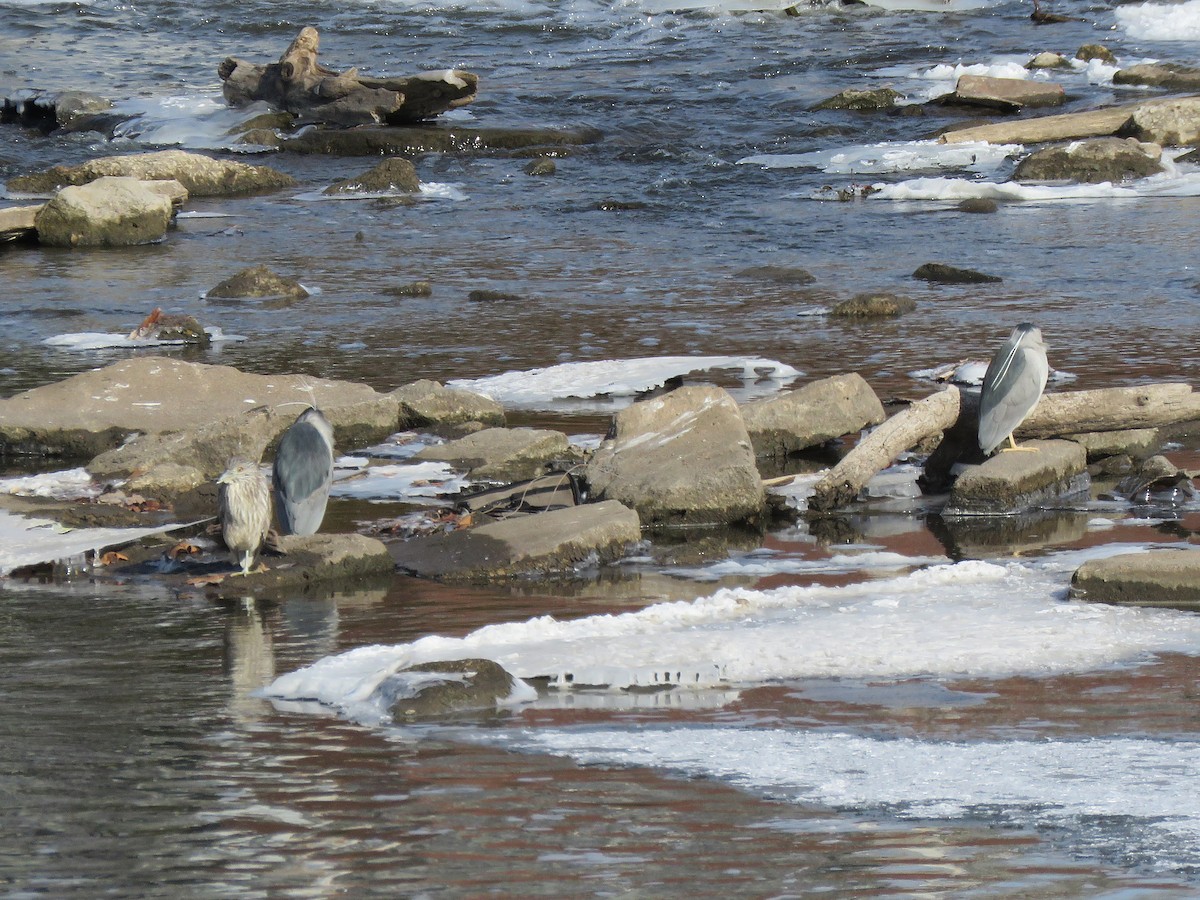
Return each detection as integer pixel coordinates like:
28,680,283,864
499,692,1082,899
4,0,1200,894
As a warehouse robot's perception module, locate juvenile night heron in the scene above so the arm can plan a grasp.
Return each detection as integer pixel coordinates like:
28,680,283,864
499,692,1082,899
978,323,1049,456
217,458,272,576
272,406,335,536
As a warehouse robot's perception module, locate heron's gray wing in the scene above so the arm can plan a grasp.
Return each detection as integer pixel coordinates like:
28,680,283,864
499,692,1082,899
272,422,333,535
978,340,1047,453
273,422,334,500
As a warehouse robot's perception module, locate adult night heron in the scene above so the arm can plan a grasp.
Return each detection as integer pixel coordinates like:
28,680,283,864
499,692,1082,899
217,458,272,576
978,323,1049,456
272,406,335,536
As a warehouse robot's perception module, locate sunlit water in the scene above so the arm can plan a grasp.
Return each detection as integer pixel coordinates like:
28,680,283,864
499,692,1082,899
4,0,1200,893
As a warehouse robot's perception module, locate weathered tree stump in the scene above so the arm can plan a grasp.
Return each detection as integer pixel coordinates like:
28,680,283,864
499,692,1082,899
218,27,478,127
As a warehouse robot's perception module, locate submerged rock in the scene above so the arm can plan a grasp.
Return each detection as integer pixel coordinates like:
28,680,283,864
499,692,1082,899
1075,44,1116,65
1014,137,1164,184
812,88,901,111
384,280,434,298
829,292,916,318
7,149,295,197
736,265,816,285
207,265,309,302
524,158,557,176
34,176,174,247
741,373,885,458
1,90,115,131
390,499,641,580
384,659,523,720
324,157,420,195
944,439,1089,515
585,386,765,527
1114,455,1196,505
1071,549,1200,609
913,262,1002,284
413,427,579,482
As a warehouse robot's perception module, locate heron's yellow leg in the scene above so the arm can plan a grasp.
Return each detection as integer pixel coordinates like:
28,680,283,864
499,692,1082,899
999,434,1039,453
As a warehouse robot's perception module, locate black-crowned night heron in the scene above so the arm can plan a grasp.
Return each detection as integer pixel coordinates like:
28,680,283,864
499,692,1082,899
217,458,272,576
272,406,335,536
978,323,1049,456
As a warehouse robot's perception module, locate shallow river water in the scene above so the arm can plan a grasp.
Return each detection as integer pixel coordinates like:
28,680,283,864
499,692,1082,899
4,0,1200,894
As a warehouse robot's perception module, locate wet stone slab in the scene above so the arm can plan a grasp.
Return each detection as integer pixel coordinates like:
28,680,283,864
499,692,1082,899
944,439,1089,516
110,532,396,600
389,500,641,581
1070,549,1200,609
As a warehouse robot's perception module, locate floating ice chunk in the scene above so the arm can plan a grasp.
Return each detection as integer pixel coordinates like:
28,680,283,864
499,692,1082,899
266,552,1200,719
671,549,947,582
1116,0,1200,40
42,327,243,351
0,509,193,577
449,356,801,410
0,467,101,501
739,141,1021,175
522,726,1200,875
329,462,470,502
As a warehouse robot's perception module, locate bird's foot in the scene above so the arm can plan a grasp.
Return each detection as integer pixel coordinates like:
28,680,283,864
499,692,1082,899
231,562,269,577
999,446,1040,454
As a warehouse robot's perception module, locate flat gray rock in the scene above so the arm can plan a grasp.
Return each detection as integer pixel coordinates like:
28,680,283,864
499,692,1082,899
413,426,578,482
951,74,1065,110
8,149,296,197
203,533,394,599
585,386,765,527
1070,549,1200,608
945,439,1089,515
390,499,640,580
0,357,396,462
390,379,505,428
1063,428,1160,461
741,373,885,458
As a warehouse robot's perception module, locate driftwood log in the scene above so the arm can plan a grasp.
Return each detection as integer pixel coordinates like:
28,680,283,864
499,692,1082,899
218,27,478,127
810,382,1200,512
810,388,961,512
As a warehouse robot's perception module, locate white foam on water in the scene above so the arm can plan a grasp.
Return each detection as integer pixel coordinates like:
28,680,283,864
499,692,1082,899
1116,0,1200,40
266,550,1200,719
329,461,470,502
520,726,1200,871
447,356,801,409
868,165,1200,203
292,182,466,203
111,96,280,151
739,141,1021,175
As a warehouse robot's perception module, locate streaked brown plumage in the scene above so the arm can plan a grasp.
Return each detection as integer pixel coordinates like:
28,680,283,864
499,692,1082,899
217,458,271,576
